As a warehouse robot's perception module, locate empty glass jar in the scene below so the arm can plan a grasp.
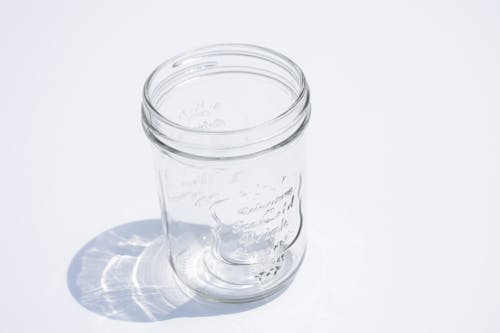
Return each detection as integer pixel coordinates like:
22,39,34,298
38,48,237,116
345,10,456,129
142,44,311,302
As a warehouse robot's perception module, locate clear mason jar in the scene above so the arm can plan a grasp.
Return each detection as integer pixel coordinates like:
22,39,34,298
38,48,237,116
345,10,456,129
142,44,311,302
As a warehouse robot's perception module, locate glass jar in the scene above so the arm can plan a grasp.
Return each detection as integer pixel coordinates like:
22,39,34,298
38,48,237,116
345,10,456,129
142,44,311,302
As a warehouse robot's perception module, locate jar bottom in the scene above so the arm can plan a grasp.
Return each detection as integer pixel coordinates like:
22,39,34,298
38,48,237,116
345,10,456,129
169,242,306,303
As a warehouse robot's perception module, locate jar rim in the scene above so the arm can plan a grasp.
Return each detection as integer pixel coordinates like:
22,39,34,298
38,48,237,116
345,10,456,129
142,43,308,135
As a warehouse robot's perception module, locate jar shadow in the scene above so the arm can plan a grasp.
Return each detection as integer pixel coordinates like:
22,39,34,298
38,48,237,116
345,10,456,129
66,219,287,322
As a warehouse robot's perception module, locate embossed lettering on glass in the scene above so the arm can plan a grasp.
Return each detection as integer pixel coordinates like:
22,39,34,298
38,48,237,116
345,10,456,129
142,44,311,302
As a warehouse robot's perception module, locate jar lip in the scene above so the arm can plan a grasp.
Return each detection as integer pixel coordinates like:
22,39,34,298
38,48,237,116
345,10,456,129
142,43,308,135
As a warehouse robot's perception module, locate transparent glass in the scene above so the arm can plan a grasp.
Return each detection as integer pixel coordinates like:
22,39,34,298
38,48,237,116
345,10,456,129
142,44,311,302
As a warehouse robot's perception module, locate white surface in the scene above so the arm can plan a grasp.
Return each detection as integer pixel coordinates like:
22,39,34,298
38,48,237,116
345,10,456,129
2,0,500,332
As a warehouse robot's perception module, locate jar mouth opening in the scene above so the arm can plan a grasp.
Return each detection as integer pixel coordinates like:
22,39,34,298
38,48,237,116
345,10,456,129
142,43,308,135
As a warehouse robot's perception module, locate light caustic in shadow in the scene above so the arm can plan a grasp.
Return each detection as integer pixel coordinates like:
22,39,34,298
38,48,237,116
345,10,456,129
67,219,281,322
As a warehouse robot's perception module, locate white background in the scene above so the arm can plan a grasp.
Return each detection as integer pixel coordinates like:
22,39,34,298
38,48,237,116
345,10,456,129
1,0,500,332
